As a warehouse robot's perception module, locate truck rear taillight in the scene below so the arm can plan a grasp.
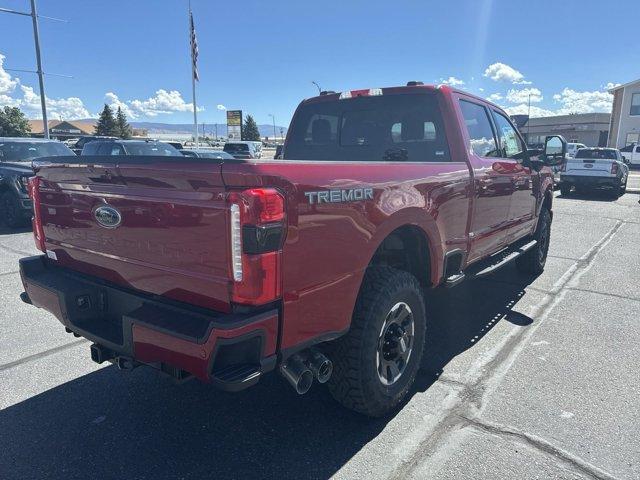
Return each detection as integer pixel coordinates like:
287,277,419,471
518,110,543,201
228,188,286,305
611,163,618,174
27,176,46,252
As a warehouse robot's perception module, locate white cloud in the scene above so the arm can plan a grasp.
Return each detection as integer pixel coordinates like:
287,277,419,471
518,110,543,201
440,76,465,86
552,87,613,114
129,89,202,117
503,104,556,117
217,104,227,110
0,54,18,96
605,82,621,91
103,89,205,119
16,85,90,120
105,92,137,119
487,93,503,102
505,87,543,104
483,62,531,84
0,53,90,119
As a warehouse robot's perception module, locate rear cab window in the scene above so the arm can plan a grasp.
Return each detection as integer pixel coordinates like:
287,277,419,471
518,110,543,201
575,149,617,160
284,93,450,162
224,143,250,153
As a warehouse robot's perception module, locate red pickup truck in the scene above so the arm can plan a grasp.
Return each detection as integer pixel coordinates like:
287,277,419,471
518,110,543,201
19,83,565,416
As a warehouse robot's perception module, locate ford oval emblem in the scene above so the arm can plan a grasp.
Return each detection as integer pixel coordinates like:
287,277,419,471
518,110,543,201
94,205,122,229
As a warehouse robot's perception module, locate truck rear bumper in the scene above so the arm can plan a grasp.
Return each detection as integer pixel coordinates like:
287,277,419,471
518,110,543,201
19,255,278,390
560,175,618,188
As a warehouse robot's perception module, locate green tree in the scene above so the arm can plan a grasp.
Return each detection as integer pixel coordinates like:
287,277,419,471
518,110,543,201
0,106,31,137
94,104,117,136
242,114,261,141
115,107,132,139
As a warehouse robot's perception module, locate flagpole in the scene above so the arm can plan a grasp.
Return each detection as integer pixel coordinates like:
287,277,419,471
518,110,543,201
189,2,198,148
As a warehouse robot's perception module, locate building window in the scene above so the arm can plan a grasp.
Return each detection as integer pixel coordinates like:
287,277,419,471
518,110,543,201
626,133,639,146
631,93,640,116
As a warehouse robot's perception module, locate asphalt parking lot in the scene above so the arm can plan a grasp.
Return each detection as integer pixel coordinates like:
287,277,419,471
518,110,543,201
1,189,639,480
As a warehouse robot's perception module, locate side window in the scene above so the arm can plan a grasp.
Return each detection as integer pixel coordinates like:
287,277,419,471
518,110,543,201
97,143,116,155
459,100,499,157
109,145,124,156
492,111,525,159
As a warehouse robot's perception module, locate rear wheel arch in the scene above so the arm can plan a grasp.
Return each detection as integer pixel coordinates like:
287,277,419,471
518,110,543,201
366,224,433,288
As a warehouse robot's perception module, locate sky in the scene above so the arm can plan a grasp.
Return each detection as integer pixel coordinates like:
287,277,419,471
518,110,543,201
1,0,638,127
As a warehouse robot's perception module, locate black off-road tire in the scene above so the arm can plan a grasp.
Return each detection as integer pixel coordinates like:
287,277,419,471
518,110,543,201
560,184,571,196
327,266,426,417
611,180,623,198
516,207,551,275
1,192,28,228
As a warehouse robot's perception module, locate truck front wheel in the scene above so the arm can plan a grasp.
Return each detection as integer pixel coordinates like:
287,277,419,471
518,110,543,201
327,267,426,417
516,207,551,275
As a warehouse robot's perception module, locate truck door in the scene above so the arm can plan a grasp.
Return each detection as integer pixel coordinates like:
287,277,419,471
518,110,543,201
490,109,536,241
458,99,513,263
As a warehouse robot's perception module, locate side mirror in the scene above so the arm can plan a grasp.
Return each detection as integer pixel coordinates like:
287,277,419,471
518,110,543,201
543,135,567,166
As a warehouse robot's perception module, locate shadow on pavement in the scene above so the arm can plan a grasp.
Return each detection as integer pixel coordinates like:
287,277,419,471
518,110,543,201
558,190,619,202
0,224,31,236
0,267,536,480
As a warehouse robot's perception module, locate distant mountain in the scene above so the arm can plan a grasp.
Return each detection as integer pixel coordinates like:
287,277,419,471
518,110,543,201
129,121,288,138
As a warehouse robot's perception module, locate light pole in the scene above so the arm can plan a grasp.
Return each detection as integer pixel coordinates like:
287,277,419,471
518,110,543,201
268,114,277,143
527,93,531,145
312,81,322,94
1,0,55,138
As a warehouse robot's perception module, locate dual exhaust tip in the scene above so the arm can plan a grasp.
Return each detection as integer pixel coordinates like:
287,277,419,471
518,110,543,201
280,349,332,395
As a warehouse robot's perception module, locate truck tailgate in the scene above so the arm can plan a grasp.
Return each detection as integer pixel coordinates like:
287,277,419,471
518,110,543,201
565,158,614,177
35,156,232,312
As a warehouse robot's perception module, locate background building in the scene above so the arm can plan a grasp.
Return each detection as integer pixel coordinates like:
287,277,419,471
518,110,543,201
28,120,96,140
515,113,610,147
608,79,640,148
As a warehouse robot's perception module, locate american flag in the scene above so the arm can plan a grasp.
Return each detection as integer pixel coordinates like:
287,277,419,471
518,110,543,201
189,10,199,81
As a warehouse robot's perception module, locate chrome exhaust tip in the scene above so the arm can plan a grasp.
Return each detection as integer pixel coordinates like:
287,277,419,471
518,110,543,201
308,349,333,384
280,354,314,395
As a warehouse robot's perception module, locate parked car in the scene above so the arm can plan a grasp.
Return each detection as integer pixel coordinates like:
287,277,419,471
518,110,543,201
566,142,587,159
72,136,117,155
0,138,73,227
165,141,184,150
181,149,235,160
20,83,564,417
619,143,640,167
223,141,262,159
81,139,182,156
560,147,628,197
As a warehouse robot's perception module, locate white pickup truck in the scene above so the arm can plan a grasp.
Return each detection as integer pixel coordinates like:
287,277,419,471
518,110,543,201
560,147,629,197
620,144,640,166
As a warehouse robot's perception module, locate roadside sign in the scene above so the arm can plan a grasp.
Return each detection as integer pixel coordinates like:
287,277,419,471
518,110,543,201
227,110,242,141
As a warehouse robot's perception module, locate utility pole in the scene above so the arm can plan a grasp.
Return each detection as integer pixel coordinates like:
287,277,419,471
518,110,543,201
1,0,57,138
30,0,48,138
527,93,531,145
269,114,277,143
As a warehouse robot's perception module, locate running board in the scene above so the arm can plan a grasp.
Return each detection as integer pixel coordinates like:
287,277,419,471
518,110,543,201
472,239,537,278
444,239,537,287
